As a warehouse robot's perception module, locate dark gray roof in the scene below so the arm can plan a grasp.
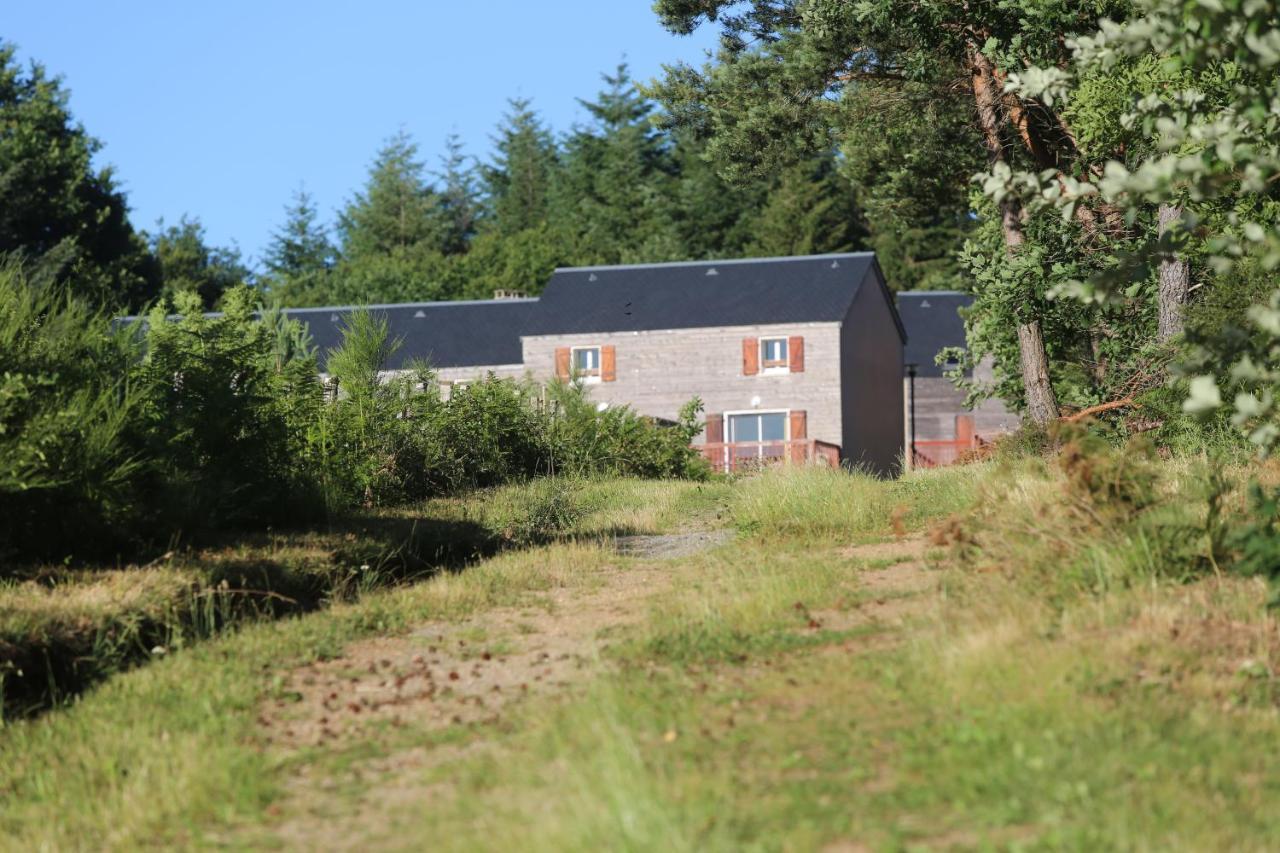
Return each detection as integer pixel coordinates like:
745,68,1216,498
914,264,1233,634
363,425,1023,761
287,299,538,371
120,253,907,371
897,291,971,377
528,253,901,338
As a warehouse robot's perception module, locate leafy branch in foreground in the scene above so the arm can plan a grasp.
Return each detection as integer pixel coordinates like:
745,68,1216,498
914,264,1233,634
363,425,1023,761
980,0,1280,451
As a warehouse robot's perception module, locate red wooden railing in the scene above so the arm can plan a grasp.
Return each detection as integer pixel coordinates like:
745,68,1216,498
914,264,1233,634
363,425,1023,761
699,439,841,474
911,415,994,469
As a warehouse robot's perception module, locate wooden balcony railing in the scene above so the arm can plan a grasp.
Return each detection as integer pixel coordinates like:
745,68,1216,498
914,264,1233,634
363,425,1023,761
699,439,841,474
909,414,999,469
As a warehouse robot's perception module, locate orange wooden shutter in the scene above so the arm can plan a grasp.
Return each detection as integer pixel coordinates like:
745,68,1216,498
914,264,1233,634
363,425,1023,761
554,347,570,380
789,410,808,463
705,413,724,444
601,345,617,382
742,337,759,375
789,336,805,373
789,410,808,440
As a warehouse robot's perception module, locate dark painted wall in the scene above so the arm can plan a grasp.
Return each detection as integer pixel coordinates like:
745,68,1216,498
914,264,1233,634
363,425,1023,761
840,269,905,476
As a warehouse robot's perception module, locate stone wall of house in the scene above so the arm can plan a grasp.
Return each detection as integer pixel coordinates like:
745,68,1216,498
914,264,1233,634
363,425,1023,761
521,322,846,448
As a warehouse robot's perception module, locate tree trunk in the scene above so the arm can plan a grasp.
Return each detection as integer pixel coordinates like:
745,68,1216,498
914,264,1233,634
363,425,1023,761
1156,203,1190,343
970,47,1060,425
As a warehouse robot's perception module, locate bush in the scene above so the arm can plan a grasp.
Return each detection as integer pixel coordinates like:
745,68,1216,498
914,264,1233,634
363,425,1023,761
1,280,712,565
548,382,709,480
134,288,324,532
0,264,144,560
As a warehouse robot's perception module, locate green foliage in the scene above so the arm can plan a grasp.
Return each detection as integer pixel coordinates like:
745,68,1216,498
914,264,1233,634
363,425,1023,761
261,188,335,304
483,98,559,236
0,41,157,308
309,314,709,509
270,68,885,308
549,384,709,480
135,287,323,531
1225,483,1280,605
0,263,142,559
990,1,1280,448
146,216,250,310
838,74,979,291
339,131,449,258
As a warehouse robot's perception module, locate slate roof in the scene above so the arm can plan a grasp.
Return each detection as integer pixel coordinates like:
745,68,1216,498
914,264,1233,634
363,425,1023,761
286,298,539,371
528,253,901,339
896,291,971,377
122,253,907,372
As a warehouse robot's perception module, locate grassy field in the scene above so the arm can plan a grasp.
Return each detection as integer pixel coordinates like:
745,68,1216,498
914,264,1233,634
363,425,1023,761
4,459,1280,850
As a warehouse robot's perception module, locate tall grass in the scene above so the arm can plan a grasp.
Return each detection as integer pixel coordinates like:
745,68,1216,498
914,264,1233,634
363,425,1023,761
732,464,986,541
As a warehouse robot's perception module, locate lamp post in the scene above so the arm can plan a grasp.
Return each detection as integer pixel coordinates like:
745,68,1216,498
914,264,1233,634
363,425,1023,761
905,362,918,472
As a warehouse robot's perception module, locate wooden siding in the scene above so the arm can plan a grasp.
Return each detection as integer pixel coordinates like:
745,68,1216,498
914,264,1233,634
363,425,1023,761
839,272,905,476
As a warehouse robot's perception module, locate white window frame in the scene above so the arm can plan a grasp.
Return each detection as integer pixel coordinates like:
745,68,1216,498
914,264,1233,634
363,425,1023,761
571,345,602,383
760,336,790,374
724,409,791,443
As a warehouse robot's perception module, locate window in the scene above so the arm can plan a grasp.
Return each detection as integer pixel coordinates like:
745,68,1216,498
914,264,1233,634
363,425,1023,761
761,337,789,371
728,412,787,443
572,346,601,379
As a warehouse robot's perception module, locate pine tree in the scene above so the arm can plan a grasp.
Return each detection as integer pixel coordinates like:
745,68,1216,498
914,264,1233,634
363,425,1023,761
483,99,558,235
433,134,481,256
263,188,335,305
0,42,157,308
667,129,765,259
338,131,445,258
558,64,680,264
747,157,864,258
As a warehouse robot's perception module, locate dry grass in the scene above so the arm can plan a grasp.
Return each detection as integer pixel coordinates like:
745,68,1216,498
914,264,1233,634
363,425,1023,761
8,462,1280,849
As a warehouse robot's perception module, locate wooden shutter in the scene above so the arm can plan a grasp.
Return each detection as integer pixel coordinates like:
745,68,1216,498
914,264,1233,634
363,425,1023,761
601,345,617,382
789,410,808,464
705,413,724,444
554,347,571,380
789,410,808,440
742,337,760,375
789,336,805,373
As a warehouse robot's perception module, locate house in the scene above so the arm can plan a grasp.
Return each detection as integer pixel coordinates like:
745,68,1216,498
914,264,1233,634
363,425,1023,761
895,291,1020,466
293,253,907,476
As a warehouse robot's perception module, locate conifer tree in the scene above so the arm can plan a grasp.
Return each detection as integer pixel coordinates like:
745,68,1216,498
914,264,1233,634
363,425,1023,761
339,131,445,258
558,64,680,264
434,134,481,256
0,42,156,308
483,99,558,235
263,189,335,305
648,0,1133,423
747,157,864,258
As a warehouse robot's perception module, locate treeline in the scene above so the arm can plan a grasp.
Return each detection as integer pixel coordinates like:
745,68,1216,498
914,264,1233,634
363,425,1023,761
0,43,969,316
0,267,706,565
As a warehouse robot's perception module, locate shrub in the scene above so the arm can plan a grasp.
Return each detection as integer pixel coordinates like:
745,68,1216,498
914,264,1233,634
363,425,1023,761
134,287,324,532
0,264,144,561
548,382,709,480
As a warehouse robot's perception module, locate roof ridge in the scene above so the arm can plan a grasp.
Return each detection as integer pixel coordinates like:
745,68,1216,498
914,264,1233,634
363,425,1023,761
553,252,875,275
282,297,540,314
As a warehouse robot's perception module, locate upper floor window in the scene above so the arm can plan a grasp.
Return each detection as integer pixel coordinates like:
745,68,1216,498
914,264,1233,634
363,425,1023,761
556,345,616,383
572,346,601,378
742,335,805,376
761,337,789,371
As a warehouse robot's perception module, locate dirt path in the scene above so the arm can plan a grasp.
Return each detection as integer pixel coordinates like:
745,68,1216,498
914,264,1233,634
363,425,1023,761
255,531,939,850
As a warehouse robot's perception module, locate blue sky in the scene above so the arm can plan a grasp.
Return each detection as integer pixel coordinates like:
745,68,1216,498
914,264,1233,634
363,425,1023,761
7,2,719,265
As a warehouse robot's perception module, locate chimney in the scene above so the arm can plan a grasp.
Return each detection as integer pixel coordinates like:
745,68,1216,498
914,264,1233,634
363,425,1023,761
493,289,527,300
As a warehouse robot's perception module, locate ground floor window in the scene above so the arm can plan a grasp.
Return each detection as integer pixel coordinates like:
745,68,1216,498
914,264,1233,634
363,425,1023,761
728,412,787,443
